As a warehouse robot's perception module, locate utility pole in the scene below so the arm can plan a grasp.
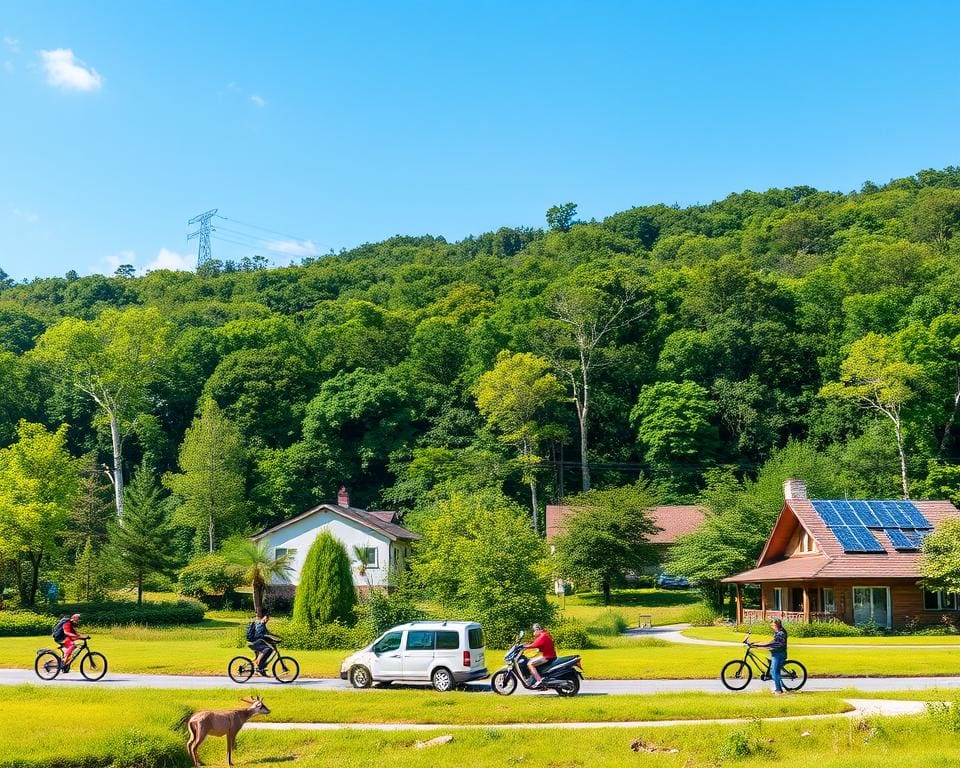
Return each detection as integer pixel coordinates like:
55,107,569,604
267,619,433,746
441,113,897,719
187,209,218,269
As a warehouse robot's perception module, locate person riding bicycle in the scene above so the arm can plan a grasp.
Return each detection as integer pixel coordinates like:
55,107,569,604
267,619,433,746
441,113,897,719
750,618,788,694
60,614,88,668
249,614,280,676
524,623,557,689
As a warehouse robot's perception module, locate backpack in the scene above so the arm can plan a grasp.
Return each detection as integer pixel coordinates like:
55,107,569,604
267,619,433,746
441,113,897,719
245,621,259,642
52,617,69,643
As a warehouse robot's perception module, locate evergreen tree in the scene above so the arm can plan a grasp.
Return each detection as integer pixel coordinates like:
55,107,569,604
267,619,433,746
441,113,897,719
292,531,355,627
110,466,176,605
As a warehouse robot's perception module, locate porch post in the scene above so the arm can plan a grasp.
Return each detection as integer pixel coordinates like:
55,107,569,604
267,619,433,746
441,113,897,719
803,586,811,623
735,583,743,625
760,585,766,620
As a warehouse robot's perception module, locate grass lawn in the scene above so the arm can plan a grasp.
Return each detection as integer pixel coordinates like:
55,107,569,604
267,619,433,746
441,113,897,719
1,685,957,768
551,587,704,627
684,626,960,645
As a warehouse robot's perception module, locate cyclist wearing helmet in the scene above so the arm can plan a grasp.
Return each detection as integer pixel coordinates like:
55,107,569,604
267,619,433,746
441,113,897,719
62,614,89,668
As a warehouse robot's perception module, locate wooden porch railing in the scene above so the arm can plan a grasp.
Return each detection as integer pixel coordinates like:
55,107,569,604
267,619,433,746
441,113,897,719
742,609,840,624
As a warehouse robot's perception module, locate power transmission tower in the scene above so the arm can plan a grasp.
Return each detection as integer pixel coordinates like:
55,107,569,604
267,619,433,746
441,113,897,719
187,209,218,269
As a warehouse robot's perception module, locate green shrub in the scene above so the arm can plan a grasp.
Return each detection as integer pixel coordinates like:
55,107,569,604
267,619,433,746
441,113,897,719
680,603,720,626
551,618,593,649
928,701,960,732
48,599,205,626
0,611,52,636
586,610,628,636
292,531,356,627
355,586,425,638
735,620,863,638
176,553,241,599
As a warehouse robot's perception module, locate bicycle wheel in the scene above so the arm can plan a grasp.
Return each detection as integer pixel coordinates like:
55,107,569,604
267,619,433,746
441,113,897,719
228,656,255,683
780,660,807,691
34,651,61,681
80,651,108,681
272,655,300,684
720,660,753,691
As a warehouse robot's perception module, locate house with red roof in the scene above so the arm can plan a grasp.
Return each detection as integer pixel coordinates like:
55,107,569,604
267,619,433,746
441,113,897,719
546,503,705,567
723,479,960,629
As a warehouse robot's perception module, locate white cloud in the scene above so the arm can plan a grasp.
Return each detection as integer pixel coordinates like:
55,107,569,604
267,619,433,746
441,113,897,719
39,48,103,92
97,249,135,274
226,81,241,93
3,36,20,54
12,207,38,223
145,248,193,272
249,94,266,108
266,239,319,257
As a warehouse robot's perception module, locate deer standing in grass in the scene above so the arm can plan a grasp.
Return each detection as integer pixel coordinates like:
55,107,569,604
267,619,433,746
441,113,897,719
187,696,270,767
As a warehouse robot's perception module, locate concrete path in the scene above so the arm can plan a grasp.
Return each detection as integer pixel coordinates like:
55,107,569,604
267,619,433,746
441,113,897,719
4,668,960,694
633,624,960,649
244,698,929,732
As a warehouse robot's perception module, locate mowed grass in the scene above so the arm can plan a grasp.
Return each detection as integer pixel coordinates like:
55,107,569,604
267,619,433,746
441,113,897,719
552,588,704,627
684,626,960,645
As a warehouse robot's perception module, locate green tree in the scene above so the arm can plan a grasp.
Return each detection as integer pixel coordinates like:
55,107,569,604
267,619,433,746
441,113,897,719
292,531,356,627
31,307,173,522
0,422,81,606
109,466,176,605
821,332,922,498
920,518,960,596
546,202,578,232
222,537,293,617
411,488,553,647
552,482,659,605
909,188,960,252
165,398,248,553
630,381,719,482
176,552,242,602
474,351,564,531
540,266,647,491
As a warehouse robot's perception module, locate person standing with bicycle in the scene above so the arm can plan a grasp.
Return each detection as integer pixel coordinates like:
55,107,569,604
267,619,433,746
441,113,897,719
751,619,788,694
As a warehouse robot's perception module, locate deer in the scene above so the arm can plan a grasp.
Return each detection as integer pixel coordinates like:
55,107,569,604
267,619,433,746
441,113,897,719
186,696,271,767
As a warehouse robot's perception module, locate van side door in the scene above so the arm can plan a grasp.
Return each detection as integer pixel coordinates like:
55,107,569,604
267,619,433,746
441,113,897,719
371,631,404,679
402,630,435,680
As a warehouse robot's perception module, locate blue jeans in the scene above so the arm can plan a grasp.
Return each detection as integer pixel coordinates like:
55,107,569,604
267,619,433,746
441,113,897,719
769,652,786,693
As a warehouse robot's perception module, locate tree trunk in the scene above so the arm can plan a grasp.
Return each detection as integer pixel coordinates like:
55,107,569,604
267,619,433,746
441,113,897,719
893,415,910,499
579,370,591,492
14,558,29,607
529,477,539,534
137,573,143,606
208,513,215,554
109,411,125,524
253,578,263,617
940,364,960,455
28,550,42,608
602,577,611,606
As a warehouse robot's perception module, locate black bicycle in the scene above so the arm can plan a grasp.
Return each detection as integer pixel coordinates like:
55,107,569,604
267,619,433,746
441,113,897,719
228,638,299,684
720,634,807,691
34,638,108,681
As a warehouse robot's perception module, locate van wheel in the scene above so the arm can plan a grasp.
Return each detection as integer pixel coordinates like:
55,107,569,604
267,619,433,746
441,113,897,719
349,665,372,689
431,667,454,692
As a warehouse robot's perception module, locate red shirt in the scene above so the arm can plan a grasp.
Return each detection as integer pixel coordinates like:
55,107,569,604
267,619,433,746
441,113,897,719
529,630,556,659
63,620,82,640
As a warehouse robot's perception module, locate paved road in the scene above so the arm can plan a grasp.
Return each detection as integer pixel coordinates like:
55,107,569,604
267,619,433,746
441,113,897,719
636,624,960,649
4,668,960,694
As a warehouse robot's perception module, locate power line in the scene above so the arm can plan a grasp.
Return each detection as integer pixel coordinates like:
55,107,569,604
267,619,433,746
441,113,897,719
215,215,316,246
187,209,218,269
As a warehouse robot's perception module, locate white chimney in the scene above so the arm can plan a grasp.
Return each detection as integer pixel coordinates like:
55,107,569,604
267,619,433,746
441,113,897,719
337,485,350,507
783,479,807,500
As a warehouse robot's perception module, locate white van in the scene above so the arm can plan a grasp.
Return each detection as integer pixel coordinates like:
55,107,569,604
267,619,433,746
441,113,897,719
340,621,486,692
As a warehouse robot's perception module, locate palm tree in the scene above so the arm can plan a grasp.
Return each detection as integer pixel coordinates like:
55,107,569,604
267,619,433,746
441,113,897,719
222,537,293,617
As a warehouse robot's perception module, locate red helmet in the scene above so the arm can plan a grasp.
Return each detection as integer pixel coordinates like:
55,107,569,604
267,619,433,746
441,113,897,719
70,613,81,621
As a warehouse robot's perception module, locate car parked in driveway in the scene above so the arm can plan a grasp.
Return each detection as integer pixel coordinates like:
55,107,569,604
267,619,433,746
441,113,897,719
656,574,691,589
340,621,487,692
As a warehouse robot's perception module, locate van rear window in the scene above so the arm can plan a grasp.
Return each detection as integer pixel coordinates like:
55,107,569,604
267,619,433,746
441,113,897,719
468,627,484,649
436,631,459,650
405,631,435,650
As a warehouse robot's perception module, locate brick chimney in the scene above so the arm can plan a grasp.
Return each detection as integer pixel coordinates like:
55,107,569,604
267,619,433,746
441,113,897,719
783,478,807,500
337,485,350,507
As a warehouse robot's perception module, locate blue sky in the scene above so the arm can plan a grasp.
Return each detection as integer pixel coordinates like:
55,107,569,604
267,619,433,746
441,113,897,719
2,1,959,280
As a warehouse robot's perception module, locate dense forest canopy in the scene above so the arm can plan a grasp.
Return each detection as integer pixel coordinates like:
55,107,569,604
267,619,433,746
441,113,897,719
7,166,960,546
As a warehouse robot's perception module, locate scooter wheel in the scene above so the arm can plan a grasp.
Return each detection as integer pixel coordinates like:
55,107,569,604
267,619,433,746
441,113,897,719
491,670,517,695
556,673,580,696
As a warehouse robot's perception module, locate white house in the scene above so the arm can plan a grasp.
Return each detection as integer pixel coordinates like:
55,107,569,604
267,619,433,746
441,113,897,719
251,487,420,597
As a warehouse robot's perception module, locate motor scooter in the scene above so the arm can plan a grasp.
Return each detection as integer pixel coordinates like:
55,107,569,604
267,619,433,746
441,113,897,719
491,630,583,696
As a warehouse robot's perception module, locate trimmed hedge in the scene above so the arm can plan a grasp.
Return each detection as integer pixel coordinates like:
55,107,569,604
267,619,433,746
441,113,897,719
233,617,371,650
47,599,206,627
736,620,864,638
0,611,52,637
551,618,593,649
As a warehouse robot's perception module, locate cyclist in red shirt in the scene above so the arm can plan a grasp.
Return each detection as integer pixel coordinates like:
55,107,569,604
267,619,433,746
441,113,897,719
524,623,557,688
62,614,88,668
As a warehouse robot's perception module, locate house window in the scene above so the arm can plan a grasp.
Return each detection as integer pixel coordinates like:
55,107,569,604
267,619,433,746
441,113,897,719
923,589,959,611
360,547,378,569
275,547,297,561
798,531,816,554
821,588,836,614
772,587,784,612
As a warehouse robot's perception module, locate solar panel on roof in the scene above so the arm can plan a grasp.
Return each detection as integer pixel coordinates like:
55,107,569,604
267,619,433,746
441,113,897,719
884,528,918,550
869,501,898,528
896,501,931,529
811,500,844,526
849,525,886,552
832,525,867,552
851,500,881,527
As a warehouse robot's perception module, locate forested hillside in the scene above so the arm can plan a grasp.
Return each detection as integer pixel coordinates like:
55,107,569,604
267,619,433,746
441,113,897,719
6,167,960,551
